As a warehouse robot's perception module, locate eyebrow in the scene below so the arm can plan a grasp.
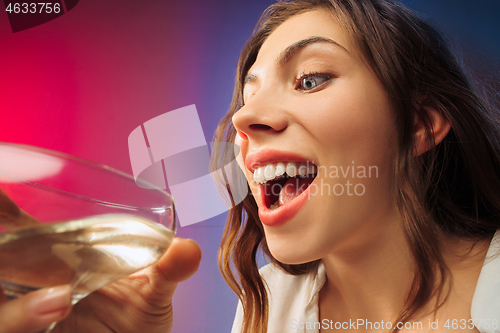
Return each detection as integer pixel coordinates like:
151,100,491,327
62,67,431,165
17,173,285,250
243,36,348,86
244,73,258,85
278,36,349,66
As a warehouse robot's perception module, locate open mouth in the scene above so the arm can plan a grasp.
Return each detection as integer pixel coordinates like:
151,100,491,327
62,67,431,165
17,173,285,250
253,162,318,210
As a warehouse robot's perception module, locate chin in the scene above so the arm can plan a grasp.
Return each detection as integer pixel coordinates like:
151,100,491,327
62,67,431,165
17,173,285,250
267,242,320,266
273,255,318,266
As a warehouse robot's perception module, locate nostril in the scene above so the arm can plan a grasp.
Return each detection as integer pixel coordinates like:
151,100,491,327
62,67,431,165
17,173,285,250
250,124,273,131
237,130,248,140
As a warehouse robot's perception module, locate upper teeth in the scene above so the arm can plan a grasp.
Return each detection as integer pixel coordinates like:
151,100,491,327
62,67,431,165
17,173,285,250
253,162,317,185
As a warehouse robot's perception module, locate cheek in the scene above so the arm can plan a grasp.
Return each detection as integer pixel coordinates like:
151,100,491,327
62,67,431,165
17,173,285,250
234,132,248,173
303,82,395,157
234,135,259,198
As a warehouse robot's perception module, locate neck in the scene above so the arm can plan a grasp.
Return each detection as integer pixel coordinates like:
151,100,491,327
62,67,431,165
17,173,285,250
319,207,414,324
319,213,492,327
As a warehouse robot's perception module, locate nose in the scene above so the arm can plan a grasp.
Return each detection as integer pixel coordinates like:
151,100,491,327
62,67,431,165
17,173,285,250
232,94,289,142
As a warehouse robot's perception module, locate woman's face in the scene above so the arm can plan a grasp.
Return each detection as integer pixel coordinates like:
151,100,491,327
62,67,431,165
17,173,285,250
232,9,400,264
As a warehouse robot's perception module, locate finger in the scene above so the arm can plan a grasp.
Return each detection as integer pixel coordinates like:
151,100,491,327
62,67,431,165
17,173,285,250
149,238,202,297
0,285,72,333
157,238,202,282
0,189,39,229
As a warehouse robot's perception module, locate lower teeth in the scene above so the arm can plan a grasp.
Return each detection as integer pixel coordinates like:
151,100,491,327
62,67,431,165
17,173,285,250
269,201,279,210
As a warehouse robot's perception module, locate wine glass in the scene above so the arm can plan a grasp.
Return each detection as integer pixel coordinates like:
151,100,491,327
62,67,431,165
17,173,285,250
0,142,176,332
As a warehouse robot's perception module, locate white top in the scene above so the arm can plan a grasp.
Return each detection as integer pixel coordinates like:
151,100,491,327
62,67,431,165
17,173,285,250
231,232,500,333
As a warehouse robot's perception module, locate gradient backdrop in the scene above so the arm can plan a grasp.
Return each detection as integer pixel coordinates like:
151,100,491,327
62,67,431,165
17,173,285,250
0,0,498,332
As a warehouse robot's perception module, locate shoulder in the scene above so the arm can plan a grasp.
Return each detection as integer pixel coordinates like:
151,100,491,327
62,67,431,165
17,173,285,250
259,263,312,291
259,263,322,302
261,263,324,332
471,230,500,333
231,263,325,333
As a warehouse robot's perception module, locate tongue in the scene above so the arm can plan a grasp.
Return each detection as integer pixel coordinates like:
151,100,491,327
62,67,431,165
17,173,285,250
279,177,314,206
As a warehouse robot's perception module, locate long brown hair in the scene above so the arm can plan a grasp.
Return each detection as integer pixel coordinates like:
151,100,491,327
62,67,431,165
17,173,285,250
214,1,500,332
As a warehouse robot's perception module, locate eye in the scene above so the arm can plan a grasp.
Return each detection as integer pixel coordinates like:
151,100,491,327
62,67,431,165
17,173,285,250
296,72,332,91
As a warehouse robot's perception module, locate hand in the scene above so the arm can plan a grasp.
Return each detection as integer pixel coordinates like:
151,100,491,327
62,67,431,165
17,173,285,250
52,237,201,333
0,238,201,333
0,189,202,333
0,189,71,333
0,285,72,333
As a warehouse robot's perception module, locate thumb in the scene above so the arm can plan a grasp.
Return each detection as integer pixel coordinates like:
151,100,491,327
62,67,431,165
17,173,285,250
0,285,72,333
148,238,202,299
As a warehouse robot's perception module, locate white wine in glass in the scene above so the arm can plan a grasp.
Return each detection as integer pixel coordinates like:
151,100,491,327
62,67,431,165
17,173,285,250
0,214,174,303
0,142,177,332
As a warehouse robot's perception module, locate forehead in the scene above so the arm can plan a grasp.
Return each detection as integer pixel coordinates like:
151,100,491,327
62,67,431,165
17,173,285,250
255,9,354,65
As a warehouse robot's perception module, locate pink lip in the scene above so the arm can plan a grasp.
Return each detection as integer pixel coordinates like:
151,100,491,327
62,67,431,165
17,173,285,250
257,176,316,227
245,149,313,173
245,148,317,227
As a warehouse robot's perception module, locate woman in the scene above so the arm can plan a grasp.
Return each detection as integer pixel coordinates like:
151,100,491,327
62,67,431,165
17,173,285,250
214,0,500,332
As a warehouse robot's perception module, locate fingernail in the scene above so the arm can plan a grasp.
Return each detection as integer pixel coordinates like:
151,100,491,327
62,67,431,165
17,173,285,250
29,285,72,314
